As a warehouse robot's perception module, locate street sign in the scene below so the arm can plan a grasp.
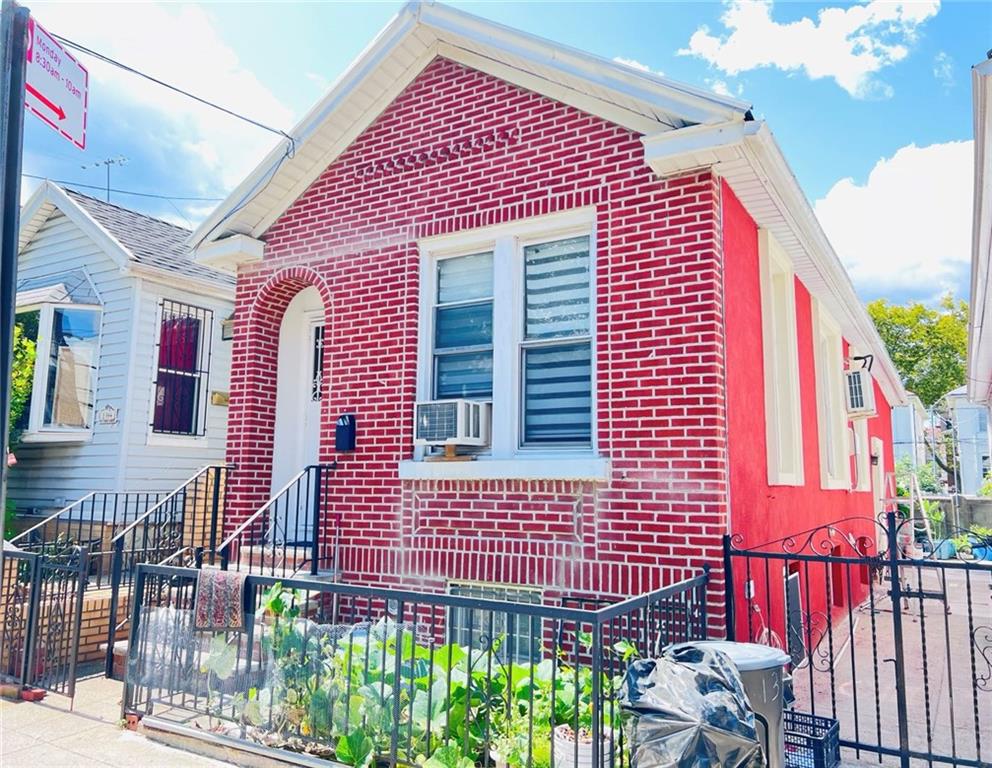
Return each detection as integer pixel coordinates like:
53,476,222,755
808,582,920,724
24,16,87,150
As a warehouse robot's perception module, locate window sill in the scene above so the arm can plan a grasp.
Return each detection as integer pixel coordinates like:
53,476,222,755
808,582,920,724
398,455,609,481
19,430,92,445
146,432,209,448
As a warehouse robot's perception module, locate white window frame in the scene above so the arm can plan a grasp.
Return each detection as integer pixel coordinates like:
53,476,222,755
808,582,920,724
758,230,803,486
852,419,870,492
145,298,213,444
414,208,599,465
812,300,850,490
16,301,102,443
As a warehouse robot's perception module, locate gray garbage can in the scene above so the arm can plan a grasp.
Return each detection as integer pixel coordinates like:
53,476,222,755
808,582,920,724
692,641,791,768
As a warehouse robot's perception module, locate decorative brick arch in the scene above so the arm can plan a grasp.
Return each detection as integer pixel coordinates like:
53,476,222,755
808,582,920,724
225,266,333,531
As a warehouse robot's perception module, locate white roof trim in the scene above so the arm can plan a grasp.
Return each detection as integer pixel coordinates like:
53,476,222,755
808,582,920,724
969,57,992,404
195,233,265,273
19,181,132,270
191,0,749,251
15,283,68,307
128,263,234,303
644,120,906,407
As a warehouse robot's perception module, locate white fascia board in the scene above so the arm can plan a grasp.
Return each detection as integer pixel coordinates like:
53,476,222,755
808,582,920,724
417,2,748,126
969,58,992,403
188,4,421,249
128,263,235,303
194,233,265,272
19,181,133,270
642,120,906,407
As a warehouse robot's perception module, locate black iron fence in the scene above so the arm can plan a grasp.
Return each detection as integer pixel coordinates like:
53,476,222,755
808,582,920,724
104,465,228,675
218,463,336,578
724,512,992,768
123,563,709,768
0,547,90,698
9,492,165,588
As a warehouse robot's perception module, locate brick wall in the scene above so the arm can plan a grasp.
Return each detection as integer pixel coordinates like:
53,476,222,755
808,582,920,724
226,58,728,607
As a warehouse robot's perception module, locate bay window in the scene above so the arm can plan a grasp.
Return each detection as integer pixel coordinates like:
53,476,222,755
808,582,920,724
418,210,596,460
15,303,101,440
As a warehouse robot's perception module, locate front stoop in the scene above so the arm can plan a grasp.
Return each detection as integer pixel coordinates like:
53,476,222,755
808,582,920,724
141,716,347,768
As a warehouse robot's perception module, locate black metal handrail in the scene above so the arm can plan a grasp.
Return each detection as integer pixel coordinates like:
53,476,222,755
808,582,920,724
123,563,710,768
9,491,167,589
217,463,336,578
104,464,227,676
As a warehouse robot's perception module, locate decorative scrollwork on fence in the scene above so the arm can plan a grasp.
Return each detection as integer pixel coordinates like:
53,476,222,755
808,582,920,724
975,626,992,693
732,516,886,557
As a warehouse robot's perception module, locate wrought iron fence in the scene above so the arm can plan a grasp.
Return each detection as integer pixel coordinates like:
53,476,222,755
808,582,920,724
105,465,228,675
123,563,709,768
0,547,90,698
723,511,992,768
218,463,336,578
9,492,166,589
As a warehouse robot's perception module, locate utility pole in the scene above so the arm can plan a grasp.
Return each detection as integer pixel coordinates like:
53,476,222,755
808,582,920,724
0,0,29,549
81,155,127,202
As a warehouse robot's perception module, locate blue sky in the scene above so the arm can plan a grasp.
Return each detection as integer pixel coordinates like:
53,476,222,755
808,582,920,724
20,1,991,304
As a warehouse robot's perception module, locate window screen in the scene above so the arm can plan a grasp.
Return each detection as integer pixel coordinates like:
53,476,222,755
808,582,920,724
433,252,493,400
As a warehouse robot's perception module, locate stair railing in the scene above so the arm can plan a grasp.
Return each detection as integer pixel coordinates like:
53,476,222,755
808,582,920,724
218,463,335,579
10,491,167,589
104,464,227,676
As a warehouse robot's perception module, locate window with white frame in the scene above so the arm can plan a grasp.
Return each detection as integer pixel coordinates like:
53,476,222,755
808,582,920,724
14,304,101,440
851,420,870,492
812,301,850,489
758,230,803,485
447,582,542,662
420,213,594,456
151,300,212,437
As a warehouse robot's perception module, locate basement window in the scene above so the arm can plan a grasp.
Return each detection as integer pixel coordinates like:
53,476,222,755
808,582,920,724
151,300,213,437
448,582,543,663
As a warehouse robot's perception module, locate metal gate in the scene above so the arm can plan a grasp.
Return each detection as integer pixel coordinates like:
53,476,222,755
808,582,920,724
0,546,89,698
723,513,992,768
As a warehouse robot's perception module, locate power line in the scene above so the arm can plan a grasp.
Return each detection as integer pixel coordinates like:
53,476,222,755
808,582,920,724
23,173,223,201
51,34,294,142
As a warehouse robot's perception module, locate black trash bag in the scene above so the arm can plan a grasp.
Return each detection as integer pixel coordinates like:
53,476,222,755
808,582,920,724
619,644,765,768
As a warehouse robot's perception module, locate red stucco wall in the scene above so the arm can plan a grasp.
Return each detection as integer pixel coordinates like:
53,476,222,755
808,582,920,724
226,58,729,609
722,180,895,643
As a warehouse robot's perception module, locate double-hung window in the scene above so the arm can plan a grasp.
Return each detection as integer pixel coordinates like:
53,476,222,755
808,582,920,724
151,300,212,437
812,300,850,489
14,304,101,441
419,211,595,458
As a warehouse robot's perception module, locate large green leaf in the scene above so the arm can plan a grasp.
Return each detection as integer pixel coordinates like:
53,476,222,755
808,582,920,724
336,729,374,768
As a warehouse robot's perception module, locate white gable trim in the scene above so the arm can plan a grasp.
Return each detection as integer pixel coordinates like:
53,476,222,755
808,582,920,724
19,181,133,270
190,1,749,250
970,57,992,403
643,119,906,408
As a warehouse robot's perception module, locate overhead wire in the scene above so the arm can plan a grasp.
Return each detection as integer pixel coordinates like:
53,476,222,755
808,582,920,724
22,174,223,202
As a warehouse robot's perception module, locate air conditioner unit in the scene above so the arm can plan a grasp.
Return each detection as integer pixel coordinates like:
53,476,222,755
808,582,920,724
414,399,490,447
845,368,876,419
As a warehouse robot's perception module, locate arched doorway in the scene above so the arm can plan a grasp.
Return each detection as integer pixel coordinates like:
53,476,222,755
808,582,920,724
271,286,325,542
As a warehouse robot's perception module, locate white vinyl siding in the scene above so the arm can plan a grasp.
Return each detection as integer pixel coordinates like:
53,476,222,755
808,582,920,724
758,230,803,485
812,300,850,490
7,211,127,510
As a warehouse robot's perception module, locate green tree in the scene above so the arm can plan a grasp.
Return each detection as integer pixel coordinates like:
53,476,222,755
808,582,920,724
8,321,36,448
867,294,968,407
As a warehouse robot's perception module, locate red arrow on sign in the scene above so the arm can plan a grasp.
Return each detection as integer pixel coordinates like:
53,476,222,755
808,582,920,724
26,82,66,121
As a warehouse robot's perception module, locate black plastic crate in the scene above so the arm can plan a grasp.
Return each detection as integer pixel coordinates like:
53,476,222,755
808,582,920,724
784,710,840,768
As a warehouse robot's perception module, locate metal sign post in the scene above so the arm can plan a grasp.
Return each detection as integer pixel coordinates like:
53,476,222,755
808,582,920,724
0,0,29,548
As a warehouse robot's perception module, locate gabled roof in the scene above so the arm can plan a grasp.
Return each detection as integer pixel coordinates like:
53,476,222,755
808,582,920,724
189,0,904,405
19,182,234,293
190,0,750,247
969,57,992,404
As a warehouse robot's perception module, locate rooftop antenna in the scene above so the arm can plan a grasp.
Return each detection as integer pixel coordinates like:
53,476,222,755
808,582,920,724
80,155,128,202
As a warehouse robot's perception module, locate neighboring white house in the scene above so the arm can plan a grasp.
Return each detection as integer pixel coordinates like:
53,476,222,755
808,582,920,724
945,385,991,495
892,393,929,468
8,182,235,512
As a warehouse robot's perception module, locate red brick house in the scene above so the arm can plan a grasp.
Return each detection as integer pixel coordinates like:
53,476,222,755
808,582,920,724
192,2,905,628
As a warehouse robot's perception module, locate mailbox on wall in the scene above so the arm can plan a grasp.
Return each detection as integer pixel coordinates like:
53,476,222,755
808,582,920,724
335,414,357,452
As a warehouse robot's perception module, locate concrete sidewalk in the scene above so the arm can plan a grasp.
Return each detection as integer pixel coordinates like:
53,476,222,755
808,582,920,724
0,673,231,767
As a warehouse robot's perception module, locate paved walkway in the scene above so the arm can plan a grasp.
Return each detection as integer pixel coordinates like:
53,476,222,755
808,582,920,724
0,672,232,767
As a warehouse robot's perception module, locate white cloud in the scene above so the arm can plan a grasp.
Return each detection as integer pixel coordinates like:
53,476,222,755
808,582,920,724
613,57,663,76
680,0,939,99
933,51,954,88
814,141,972,296
30,3,294,211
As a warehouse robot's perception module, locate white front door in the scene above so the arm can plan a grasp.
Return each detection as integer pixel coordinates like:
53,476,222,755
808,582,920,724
272,287,325,544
